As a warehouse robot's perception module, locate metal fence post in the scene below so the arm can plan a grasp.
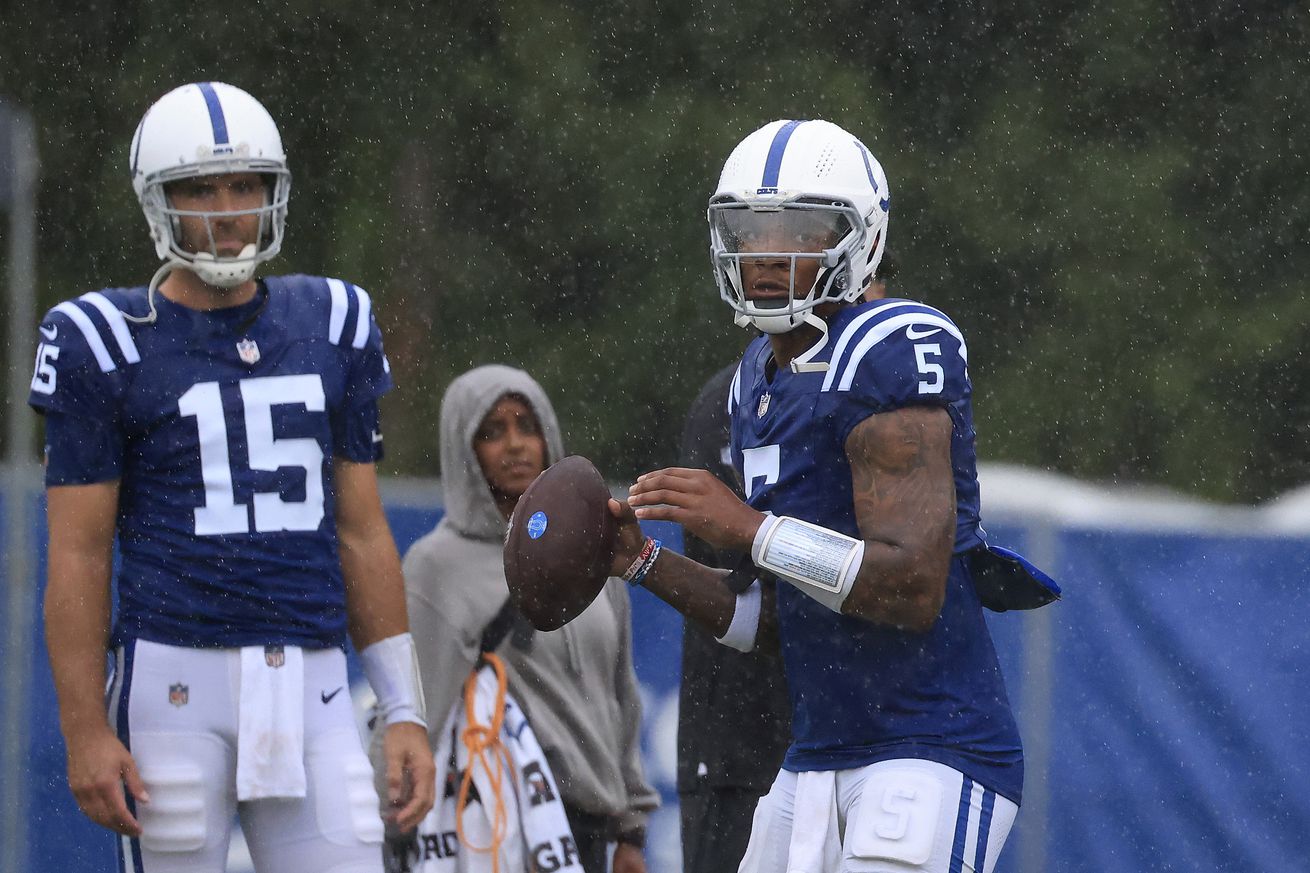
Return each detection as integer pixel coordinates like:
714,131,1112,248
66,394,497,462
1016,517,1059,873
1,97,40,873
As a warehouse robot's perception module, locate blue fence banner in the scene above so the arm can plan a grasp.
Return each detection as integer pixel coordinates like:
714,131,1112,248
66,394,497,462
5,470,1310,872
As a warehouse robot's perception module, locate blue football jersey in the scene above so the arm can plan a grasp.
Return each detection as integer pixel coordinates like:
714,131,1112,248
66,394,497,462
729,298,1023,802
29,275,393,650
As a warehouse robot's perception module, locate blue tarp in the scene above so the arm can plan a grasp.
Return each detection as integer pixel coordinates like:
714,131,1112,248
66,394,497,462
5,500,1309,871
990,526,1310,872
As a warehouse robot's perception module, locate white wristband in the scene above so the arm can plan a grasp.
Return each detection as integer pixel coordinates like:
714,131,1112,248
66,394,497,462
751,514,864,613
716,579,762,653
361,632,427,728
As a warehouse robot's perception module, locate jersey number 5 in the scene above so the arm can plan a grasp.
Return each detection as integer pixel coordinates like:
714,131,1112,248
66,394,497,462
914,343,944,394
742,444,780,500
179,374,326,535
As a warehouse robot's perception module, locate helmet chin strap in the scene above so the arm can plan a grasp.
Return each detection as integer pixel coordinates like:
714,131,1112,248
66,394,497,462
789,311,830,374
121,243,259,326
122,261,177,325
737,305,832,373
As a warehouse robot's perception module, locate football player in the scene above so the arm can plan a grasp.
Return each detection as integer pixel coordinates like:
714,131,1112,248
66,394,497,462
615,120,1056,872
31,82,434,872
675,250,899,873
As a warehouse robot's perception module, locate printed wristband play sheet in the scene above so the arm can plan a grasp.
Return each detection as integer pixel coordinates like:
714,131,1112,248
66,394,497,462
757,517,859,592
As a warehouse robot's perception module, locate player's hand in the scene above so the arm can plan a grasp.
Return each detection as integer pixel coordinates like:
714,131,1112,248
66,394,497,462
606,497,649,577
611,841,647,873
382,721,435,831
605,495,652,576
627,467,766,552
66,727,149,836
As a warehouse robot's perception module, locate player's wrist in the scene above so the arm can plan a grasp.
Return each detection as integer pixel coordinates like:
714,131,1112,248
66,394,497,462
361,632,428,728
732,508,771,553
383,719,428,745
749,511,779,556
60,706,116,745
609,521,650,577
751,514,864,613
621,537,662,587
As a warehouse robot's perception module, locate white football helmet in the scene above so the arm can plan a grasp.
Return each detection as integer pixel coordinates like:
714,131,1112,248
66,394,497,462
129,82,290,288
709,119,890,335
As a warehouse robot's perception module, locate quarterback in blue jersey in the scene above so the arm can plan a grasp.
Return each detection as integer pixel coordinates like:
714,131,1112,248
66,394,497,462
617,120,1057,873
30,82,434,872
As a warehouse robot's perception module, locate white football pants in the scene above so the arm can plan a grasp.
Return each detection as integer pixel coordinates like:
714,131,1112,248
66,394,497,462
737,759,1018,873
107,639,383,873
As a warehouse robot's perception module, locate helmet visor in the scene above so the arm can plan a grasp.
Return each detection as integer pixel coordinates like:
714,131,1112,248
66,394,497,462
710,202,853,257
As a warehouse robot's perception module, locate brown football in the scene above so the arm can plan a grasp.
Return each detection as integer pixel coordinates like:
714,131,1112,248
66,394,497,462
503,455,618,631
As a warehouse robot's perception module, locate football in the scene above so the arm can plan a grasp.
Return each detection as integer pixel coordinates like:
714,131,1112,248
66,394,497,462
503,455,618,631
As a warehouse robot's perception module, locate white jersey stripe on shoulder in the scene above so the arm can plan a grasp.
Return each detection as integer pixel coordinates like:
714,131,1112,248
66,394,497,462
728,362,743,415
79,292,141,364
326,278,349,345
835,312,967,393
822,300,924,392
351,285,372,349
53,301,116,372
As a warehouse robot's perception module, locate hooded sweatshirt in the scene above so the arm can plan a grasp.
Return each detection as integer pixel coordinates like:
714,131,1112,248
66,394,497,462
387,364,657,837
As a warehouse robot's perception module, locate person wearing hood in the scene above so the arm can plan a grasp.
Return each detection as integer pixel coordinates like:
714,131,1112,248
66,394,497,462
381,364,657,873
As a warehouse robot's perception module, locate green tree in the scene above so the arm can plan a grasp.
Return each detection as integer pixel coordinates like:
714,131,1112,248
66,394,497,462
2,0,1306,501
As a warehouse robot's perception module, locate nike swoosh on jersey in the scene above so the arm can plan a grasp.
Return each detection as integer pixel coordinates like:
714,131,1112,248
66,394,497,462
905,325,943,340
371,430,384,444
321,687,343,704
39,324,58,341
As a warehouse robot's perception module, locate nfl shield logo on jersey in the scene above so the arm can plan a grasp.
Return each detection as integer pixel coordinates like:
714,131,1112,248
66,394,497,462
168,683,189,707
264,645,285,668
236,338,260,365
757,392,771,418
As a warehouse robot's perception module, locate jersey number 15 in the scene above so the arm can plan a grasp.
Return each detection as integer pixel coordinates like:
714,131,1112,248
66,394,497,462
179,374,326,536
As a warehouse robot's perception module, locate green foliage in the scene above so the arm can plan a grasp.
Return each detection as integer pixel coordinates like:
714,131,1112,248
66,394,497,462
1,0,1306,500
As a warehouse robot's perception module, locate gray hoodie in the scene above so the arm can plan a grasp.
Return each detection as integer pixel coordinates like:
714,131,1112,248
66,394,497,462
392,364,657,835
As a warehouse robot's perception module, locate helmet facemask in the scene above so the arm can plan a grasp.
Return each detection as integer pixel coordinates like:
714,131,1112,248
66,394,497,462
709,195,868,335
141,159,291,289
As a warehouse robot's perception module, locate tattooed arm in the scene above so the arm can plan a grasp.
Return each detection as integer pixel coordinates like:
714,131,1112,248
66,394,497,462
840,406,957,632
625,404,956,634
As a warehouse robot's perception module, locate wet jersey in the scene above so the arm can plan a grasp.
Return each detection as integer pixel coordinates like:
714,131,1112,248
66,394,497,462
28,275,392,650
728,298,1023,802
